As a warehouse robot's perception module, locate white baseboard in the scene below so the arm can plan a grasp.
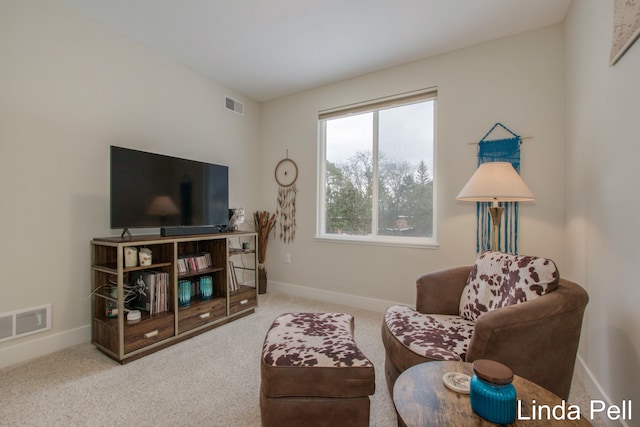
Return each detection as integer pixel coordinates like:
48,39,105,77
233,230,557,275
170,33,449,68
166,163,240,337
0,325,90,369
267,280,407,313
574,354,627,427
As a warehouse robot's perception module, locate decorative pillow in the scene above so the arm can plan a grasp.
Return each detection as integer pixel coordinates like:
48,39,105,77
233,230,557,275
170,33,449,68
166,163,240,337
459,251,559,322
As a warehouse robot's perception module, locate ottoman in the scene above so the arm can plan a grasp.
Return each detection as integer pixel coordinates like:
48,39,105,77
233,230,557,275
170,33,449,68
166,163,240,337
260,312,375,427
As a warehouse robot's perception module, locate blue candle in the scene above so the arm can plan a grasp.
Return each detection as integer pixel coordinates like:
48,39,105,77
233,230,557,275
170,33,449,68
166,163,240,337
470,359,517,424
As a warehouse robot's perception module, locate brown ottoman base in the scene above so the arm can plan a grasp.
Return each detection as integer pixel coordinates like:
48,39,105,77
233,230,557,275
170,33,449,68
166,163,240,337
260,388,371,427
260,313,375,427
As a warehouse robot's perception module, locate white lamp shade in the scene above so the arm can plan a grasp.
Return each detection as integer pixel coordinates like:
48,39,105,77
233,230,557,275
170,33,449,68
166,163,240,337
456,162,535,203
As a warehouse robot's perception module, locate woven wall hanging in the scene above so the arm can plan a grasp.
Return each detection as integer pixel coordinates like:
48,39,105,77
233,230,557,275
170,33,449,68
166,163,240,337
476,123,523,254
274,153,298,243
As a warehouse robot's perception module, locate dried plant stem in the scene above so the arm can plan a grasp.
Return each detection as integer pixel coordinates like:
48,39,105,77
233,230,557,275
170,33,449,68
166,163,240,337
253,210,276,265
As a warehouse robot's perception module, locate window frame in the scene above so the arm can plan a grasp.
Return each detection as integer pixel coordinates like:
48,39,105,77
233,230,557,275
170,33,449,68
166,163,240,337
316,89,438,248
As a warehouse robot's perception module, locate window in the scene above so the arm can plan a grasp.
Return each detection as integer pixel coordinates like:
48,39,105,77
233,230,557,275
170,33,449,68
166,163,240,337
317,90,436,246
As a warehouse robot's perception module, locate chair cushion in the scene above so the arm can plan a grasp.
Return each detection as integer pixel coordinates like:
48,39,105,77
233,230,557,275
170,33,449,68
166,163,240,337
459,251,559,322
384,305,474,361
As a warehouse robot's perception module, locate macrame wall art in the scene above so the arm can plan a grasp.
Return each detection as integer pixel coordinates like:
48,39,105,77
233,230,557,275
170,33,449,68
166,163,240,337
475,123,524,254
274,152,298,244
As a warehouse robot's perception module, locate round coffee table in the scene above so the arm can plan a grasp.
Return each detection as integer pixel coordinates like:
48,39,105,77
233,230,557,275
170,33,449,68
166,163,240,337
393,361,593,426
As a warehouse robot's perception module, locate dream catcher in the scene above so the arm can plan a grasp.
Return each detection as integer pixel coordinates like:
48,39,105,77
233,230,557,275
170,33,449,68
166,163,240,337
274,153,298,243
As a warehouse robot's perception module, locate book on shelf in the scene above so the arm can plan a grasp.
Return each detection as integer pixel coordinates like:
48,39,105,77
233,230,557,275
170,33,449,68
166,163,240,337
130,270,169,315
178,252,212,274
228,261,239,292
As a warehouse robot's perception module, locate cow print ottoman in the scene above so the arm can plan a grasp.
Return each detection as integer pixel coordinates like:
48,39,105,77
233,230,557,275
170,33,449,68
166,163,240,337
260,312,375,427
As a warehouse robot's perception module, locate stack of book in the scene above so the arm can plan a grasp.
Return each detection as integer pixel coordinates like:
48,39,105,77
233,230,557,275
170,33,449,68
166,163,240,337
177,252,212,274
130,271,169,315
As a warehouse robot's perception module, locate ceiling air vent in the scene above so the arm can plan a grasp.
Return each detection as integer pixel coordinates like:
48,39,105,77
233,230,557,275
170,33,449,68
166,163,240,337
225,96,244,116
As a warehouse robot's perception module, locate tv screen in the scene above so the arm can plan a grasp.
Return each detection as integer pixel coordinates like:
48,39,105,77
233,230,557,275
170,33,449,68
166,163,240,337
110,146,229,231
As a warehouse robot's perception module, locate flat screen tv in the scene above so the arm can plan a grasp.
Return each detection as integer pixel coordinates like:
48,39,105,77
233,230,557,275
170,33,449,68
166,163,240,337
110,146,229,236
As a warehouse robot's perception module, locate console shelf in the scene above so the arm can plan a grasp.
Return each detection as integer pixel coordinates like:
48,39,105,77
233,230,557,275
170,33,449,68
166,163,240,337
90,231,258,363
178,266,226,279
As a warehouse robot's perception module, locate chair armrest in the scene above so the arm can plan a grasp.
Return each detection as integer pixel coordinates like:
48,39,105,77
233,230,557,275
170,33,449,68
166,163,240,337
467,279,589,357
416,266,472,315
465,279,589,399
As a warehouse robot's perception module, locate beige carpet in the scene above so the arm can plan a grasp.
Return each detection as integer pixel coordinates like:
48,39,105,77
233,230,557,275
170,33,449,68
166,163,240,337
0,291,603,427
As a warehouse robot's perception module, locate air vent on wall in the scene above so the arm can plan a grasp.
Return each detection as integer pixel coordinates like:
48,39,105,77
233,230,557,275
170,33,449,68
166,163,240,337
225,95,244,116
0,304,51,343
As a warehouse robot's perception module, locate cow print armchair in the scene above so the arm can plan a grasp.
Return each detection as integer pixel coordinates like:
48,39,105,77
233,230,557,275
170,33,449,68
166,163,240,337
381,251,589,400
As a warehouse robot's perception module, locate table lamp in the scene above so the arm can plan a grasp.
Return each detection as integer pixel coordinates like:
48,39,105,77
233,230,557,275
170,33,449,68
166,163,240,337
456,162,535,251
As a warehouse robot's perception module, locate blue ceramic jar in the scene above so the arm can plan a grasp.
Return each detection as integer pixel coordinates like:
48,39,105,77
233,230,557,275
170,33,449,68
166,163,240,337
469,359,517,424
178,280,191,307
200,276,213,300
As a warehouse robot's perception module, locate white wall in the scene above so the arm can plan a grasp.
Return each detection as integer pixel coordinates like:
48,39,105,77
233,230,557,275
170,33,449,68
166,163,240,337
565,1,640,423
260,25,566,307
0,0,261,367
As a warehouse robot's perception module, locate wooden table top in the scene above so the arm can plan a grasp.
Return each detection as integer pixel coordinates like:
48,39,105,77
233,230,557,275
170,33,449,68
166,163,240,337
393,361,593,427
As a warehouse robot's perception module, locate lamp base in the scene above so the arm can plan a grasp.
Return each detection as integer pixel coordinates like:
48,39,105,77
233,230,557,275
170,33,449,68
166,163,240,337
488,206,504,251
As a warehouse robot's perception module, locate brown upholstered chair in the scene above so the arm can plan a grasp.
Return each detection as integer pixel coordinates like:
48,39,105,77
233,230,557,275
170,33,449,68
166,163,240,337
382,251,589,400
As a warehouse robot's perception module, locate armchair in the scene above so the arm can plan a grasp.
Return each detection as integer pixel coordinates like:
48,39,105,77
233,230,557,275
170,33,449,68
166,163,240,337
381,251,589,400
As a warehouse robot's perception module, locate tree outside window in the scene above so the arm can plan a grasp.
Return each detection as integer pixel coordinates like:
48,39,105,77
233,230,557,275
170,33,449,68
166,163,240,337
318,94,436,245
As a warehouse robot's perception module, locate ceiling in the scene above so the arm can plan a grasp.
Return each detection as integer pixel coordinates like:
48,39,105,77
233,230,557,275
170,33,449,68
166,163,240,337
58,0,571,102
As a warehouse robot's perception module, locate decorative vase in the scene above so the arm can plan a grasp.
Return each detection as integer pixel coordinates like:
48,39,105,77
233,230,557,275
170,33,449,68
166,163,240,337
258,263,267,294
